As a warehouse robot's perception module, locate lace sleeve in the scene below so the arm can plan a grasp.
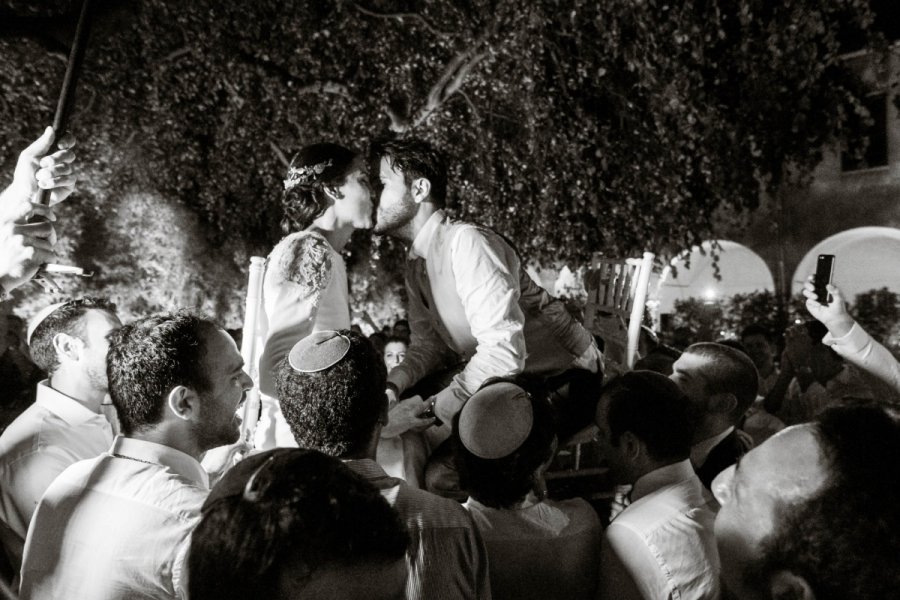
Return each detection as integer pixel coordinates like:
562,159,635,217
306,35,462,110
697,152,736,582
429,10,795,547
267,231,333,300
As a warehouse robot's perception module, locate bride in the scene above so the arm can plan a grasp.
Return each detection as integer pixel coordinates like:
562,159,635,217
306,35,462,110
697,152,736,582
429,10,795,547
256,143,373,448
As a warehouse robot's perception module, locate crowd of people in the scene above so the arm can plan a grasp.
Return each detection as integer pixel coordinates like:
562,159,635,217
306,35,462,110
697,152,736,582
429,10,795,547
0,128,898,599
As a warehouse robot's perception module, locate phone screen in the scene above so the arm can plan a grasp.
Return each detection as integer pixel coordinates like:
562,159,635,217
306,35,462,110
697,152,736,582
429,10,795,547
813,254,835,304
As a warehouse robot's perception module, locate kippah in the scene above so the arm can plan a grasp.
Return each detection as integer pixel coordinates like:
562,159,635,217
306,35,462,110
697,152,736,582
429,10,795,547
27,301,68,346
459,382,534,459
288,330,351,373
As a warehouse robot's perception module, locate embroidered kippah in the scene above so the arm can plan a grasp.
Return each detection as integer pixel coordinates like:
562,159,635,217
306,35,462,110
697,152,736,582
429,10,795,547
26,301,68,345
459,382,534,459
288,330,351,373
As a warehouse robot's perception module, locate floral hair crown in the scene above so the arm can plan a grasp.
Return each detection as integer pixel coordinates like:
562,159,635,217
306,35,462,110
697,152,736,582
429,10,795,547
283,159,333,191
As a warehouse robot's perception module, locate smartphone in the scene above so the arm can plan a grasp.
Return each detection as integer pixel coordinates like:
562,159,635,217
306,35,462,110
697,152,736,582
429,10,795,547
421,399,436,420
813,254,835,304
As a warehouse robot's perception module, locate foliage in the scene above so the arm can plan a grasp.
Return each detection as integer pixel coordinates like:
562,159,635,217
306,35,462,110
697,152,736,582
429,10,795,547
852,287,900,351
668,288,900,352
0,0,886,322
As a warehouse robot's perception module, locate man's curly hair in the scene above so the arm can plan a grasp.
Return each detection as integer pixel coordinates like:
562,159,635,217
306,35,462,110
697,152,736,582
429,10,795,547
275,330,387,458
107,310,218,436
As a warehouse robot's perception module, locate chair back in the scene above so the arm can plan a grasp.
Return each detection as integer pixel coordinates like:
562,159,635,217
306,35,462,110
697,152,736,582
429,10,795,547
583,252,655,370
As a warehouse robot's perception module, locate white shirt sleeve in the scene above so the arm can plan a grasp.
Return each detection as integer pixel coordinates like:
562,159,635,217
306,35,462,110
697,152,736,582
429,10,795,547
824,322,900,394
1,448,72,540
603,523,672,600
430,227,526,423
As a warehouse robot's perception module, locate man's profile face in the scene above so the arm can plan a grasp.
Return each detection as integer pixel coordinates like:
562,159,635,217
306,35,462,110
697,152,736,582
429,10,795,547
79,309,122,393
194,328,252,450
669,351,713,419
373,157,417,235
711,425,827,598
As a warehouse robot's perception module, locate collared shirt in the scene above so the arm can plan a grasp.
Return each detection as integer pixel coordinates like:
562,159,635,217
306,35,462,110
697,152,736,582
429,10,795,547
343,458,491,600
0,381,113,544
464,496,601,600
825,322,900,394
388,210,593,424
600,460,721,600
690,426,734,470
19,436,209,600
781,363,874,426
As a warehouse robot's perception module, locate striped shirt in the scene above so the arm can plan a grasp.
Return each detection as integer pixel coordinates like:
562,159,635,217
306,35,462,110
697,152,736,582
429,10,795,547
344,459,492,600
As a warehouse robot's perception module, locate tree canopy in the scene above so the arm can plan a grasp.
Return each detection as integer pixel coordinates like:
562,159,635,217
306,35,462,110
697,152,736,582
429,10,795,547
0,0,886,324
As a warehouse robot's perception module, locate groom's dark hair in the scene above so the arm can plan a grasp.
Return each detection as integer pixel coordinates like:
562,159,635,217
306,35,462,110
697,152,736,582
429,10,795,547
372,137,448,207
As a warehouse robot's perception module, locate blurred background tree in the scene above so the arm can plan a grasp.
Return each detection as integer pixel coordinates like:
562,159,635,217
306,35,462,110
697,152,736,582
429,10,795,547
670,288,900,356
0,0,887,325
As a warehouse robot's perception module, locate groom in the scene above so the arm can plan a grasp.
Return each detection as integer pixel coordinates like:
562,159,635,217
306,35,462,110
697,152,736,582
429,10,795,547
372,137,603,494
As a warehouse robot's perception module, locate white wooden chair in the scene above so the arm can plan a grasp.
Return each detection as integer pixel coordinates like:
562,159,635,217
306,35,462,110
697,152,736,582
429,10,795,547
546,252,656,490
583,251,655,371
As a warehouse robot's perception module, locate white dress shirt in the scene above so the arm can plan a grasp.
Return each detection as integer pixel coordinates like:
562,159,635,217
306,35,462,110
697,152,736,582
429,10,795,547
19,436,209,600
0,381,113,544
388,210,594,425
600,460,721,600
465,495,601,599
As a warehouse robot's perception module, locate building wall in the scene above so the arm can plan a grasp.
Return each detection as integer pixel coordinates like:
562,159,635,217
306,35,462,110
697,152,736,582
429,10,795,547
726,48,900,294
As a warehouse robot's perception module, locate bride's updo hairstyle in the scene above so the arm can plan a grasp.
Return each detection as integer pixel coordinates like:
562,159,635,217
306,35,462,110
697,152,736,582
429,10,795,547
281,143,357,234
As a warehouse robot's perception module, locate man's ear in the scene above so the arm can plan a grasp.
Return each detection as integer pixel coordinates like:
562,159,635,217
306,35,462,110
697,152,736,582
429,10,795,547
710,392,738,416
52,332,83,362
411,177,431,204
619,431,644,463
769,570,816,600
167,386,199,422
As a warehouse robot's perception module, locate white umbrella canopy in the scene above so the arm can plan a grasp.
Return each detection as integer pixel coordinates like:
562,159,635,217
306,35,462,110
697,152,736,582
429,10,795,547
791,227,900,300
658,240,775,313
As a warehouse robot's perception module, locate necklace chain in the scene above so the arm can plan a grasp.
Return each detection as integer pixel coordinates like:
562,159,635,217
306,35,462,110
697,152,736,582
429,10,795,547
111,453,160,467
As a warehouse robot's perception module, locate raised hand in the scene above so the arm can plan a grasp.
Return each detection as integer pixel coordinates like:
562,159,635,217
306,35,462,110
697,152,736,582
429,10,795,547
802,278,854,338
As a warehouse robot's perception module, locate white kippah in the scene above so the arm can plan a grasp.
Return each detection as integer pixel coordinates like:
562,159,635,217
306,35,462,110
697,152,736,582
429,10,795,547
288,330,351,373
27,302,68,346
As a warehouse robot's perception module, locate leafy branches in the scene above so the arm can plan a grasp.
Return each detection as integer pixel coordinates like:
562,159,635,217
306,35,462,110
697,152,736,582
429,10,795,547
0,0,885,323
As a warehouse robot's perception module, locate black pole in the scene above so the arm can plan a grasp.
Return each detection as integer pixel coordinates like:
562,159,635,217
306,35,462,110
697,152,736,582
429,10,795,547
36,0,95,207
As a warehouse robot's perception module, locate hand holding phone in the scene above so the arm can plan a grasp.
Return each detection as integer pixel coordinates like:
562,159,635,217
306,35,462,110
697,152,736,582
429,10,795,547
813,254,835,305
